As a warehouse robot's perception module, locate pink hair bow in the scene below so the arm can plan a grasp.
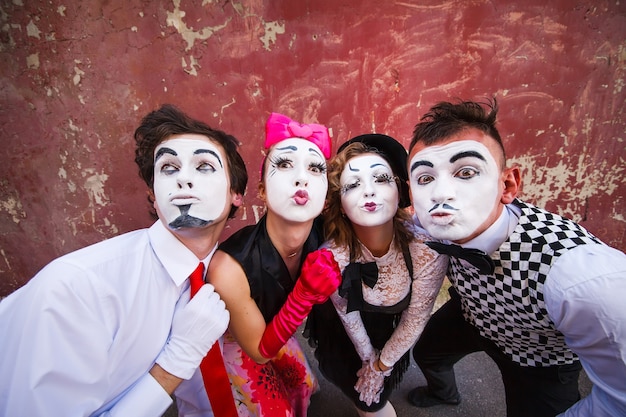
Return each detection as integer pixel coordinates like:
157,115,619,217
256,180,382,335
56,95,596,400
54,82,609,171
265,112,331,159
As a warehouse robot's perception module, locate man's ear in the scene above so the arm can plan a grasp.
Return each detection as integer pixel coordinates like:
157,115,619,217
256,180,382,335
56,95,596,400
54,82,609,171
257,182,266,201
501,166,521,204
148,189,157,208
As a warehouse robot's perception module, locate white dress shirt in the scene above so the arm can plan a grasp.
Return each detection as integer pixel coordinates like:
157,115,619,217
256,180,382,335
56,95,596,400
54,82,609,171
547,245,626,417
462,205,626,417
0,221,214,417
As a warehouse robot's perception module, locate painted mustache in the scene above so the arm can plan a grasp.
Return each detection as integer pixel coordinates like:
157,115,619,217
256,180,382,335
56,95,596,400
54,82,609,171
429,203,459,213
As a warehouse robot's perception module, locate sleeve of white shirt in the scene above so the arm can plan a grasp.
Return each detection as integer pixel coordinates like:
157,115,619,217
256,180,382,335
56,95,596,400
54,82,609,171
544,244,626,417
0,261,172,417
96,373,172,417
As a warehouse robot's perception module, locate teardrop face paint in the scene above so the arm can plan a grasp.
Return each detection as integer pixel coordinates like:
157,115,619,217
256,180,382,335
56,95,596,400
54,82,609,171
409,132,504,243
340,154,398,228
153,135,230,230
263,138,328,222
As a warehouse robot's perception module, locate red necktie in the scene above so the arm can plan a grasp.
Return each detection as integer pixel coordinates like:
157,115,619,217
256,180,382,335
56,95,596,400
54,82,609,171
189,263,238,417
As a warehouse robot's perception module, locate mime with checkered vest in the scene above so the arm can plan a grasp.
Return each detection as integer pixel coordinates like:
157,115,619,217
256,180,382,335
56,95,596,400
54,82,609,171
405,98,626,417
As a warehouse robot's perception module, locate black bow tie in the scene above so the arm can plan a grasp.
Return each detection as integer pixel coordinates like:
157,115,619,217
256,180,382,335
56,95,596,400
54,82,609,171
339,262,378,313
425,241,495,275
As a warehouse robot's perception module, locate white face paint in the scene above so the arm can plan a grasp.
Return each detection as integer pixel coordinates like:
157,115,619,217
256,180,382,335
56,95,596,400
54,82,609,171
153,135,230,230
340,154,398,228
264,137,327,223
409,139,502,243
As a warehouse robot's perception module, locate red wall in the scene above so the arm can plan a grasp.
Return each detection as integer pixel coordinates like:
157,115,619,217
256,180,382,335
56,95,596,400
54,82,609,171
1,0,624,296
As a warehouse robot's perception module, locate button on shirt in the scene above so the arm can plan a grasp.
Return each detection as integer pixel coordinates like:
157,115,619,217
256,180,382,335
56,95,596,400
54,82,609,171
0,221,214,417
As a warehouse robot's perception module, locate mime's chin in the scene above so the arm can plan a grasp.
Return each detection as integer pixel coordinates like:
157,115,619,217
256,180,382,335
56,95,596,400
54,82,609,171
168,215,212,230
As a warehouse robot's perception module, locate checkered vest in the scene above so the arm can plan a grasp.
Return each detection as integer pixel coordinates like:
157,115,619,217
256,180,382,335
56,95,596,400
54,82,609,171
448,199,603,366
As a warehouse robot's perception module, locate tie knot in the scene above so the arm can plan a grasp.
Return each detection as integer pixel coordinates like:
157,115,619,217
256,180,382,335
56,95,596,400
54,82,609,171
189,262,205,297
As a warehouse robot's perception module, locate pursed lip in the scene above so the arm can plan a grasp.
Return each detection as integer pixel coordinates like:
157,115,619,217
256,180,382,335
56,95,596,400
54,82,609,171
293,189,309,205
429,209,456,225
362,202,379,212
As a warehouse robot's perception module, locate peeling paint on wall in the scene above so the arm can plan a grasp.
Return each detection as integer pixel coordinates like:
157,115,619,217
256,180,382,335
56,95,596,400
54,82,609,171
26,53,38,69
251,205,266,225
182,55,200,76
260,21,285,51
0,194,26,224
26,20,40,39
166,0,231,51
511,151,626,224
83,170,110,208
0,0,624,297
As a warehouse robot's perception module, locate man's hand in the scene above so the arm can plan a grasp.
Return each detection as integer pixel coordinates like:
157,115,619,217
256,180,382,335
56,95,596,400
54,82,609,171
156,284,229,380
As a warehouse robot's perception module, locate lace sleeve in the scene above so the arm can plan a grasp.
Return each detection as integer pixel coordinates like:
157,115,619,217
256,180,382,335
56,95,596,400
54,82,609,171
379,236,448,367
326,243,377,362
330,291,377,362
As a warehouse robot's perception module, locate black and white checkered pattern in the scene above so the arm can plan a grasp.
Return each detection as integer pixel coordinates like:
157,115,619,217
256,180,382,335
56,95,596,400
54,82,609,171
448,200,603,367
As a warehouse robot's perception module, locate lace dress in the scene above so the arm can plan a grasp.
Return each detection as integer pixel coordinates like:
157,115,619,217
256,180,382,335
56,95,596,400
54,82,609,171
306,222,448,411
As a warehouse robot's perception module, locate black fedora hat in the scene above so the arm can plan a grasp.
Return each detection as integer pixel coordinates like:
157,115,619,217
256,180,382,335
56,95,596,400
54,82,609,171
337,133,410,208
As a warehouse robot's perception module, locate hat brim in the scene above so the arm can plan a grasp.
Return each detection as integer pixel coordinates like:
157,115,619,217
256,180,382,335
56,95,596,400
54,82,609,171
337,134,411,208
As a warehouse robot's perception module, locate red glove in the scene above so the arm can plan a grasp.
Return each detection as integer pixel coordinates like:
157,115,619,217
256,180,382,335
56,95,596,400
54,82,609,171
259,249,341,358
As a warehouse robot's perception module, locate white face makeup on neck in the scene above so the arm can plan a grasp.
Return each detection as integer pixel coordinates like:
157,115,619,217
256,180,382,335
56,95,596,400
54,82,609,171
409,134,504,243
153,135,231,230
263,137,328,223
340,154,399,228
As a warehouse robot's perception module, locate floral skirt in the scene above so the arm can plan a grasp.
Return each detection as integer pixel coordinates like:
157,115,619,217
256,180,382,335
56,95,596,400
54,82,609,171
221,331,319,417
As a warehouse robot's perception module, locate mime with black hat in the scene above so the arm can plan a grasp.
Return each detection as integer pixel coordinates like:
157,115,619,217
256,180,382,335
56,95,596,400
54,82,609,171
305,134,449,417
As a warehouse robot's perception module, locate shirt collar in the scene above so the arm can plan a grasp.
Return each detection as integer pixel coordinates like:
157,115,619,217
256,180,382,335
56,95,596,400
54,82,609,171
148,221,217,287
461,204,521,255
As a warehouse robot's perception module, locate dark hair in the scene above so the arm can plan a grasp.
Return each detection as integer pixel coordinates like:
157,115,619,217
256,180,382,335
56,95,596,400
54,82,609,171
409,98,505,162
323,142,413,261
134,104,248,218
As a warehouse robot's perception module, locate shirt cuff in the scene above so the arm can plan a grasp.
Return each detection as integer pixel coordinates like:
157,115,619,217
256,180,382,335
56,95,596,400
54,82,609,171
104,373,173,417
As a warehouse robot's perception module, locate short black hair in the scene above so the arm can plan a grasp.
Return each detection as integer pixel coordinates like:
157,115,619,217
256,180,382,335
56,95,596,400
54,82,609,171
134,104,248,218
410,98,505,162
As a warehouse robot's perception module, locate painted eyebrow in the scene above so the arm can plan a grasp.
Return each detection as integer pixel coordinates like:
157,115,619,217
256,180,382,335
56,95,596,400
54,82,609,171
155,147,176,161
275,145,297,152
274,145,322,159
450,150,486,163
348,161,387,173
195,149,223,167
410,160,433,173
308,147,323,158
155,147,223,168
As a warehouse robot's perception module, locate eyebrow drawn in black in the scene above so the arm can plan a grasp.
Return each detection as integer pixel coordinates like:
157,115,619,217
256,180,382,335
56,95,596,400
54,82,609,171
410,160,434,173
154,147,223,168
155,147,176,162
450,151,486,164
195,149,223,167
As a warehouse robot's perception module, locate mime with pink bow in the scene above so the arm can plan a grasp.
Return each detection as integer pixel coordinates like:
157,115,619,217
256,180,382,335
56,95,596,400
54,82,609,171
174,113,341,417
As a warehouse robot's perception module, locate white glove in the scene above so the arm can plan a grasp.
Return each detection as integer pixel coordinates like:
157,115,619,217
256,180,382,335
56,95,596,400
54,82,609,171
354,357,393,406
156,284,229,379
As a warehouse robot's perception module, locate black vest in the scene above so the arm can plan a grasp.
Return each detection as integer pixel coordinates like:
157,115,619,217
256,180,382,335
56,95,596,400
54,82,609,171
448,199,603,366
